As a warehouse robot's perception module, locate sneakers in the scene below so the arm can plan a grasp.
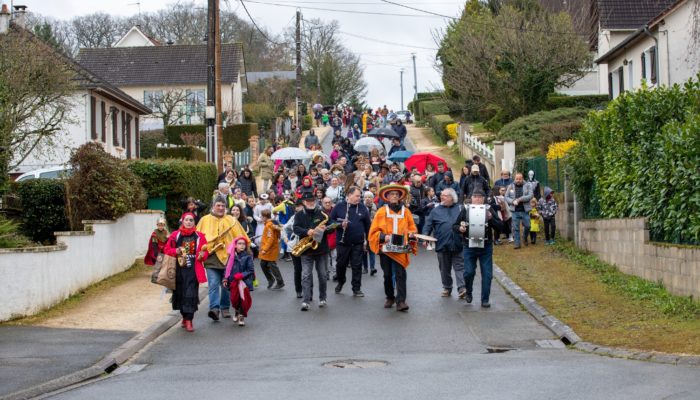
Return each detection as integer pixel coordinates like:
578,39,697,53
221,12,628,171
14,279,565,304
370,269,377,276
508,236,514,243
353,290,365,297
296,292,303,299
465,293,473,303
181,319,186,328
238,316,245,326
335,283,343,294
319,300,327,308
396,302,409,312
481,302,491,308
208,309,220,321
272,283,285,290
384,299,395,308
232,312,239,322
362,268,368,274
458,288,467,299
441,289,451,297
514,245,521,250
301,302,310,311
267,280,275,289
221,309,231,319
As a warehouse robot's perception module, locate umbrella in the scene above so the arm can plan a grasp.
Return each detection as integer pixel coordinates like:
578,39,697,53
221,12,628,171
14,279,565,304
308,150,327,161
388,150,414,163
353,137,384,153
271,147,310,161
368,127,400,139
404,152,447,173
312,103,323,110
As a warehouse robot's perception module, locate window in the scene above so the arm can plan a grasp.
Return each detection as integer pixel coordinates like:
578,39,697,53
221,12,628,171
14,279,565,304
125,113,132,158
143,90,163,109
627,60,634,90
618,66,624,93
112,107,119,146
90,96,97,140
101,101,106,142
185,89,205,123
642,46,657,85
121,110,126,149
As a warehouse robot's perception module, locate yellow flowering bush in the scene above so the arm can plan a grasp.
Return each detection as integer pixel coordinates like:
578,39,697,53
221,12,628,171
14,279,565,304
446,123,458,140
547,139,578,160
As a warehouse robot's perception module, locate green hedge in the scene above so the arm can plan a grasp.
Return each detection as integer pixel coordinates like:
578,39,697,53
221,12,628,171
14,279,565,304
546,94,609,110
302,114,313,131
156,146,206,161
416,92,442,101
497,107,589,154
165,124,206,145
223,123,258,152
16,179,69,244
139,130,165,159
430,114,455,142
129,159,218,228
568,75,700,244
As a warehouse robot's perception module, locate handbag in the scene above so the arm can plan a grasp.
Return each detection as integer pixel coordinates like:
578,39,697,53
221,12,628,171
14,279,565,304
150,253,164,283
155,254,177,290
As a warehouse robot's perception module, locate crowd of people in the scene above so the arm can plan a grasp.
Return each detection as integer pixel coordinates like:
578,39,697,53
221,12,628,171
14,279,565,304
313,105,409,134
145,110,558,332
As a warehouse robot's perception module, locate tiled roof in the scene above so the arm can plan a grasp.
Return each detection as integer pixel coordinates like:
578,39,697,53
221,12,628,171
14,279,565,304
598,0,678,29
77,43,243,86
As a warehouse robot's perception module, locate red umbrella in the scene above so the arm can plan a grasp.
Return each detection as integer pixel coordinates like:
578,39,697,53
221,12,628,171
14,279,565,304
404,152,447,173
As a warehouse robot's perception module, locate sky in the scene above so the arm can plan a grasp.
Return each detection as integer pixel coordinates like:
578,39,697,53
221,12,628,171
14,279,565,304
11,0,465,110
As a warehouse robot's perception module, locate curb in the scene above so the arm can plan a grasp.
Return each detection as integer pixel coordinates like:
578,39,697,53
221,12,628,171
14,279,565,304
492,264,700,366
1,287,208,400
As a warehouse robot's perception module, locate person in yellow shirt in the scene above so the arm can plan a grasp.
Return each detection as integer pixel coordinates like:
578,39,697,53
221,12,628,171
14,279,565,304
362,109,369,133
196,196,248,321
259,209,285,290
528,198,541,245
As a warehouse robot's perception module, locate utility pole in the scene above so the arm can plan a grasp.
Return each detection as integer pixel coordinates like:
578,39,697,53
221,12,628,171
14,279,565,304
295,10,301,129
214,0,223,173
206,0,216,166
400,68,404,111
411,53,418,101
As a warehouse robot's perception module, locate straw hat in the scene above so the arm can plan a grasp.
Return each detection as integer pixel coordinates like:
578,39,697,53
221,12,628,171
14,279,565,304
378,184,409,202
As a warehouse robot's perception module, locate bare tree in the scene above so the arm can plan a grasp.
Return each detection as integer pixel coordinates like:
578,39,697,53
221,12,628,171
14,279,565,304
147,89,189,127
71,13,123,48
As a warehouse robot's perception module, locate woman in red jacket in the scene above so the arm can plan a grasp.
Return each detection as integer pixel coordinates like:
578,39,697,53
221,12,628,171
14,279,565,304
163,212,209,332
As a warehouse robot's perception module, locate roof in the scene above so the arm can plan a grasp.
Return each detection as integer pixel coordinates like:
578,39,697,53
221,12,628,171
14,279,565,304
595,0,686,64
246,71,295,83
76,43,244,86
8,23,151,115
598,0,678,30
113,26,161,47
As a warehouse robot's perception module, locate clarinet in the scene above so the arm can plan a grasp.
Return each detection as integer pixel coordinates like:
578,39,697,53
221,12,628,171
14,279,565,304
340,201,350,244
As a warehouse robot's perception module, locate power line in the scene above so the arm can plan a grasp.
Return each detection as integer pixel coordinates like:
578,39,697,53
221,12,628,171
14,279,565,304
379,0,455,19
242,0,445,18
337,30,438,51
239,0,285,45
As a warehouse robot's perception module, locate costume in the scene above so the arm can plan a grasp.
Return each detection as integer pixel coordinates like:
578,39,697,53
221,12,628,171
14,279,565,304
224,237,255,319
259,219,284,288
144,228,169,266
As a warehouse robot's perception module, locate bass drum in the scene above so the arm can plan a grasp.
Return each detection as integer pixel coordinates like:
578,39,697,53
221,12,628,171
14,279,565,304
468,204,487,248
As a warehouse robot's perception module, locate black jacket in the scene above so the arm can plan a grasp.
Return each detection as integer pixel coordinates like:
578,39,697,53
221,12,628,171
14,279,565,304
393,123,407,140
238,175,257,197
409,184,426,214
292,207,330,256
461,175,490,199
452,205,503,246
329,201,370,245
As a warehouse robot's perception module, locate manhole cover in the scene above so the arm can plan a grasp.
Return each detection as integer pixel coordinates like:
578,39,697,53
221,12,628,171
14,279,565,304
323,359,388,369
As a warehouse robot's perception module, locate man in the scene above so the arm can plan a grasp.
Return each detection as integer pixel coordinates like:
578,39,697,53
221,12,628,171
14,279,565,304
330,186,371,297
462,164,490,201
472,155,490,184
257,146,274,191
338,156,353,175
422,188,466,298
505,172,533,249
408,174,426,234
429,162,447,189
453,188,503,307
369,184,418,312
197,197,249,320
293,191,331,311
381,105,389,127
212,182,234,211
384,162,404,185
388,137,406,157
304,129,320,150
494,169,513,188
392,119,407,145
435,170,460,198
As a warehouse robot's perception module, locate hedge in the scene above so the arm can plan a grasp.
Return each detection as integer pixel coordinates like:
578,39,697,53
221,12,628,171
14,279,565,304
302,114,313,131
243,103,278,129
139,129,165,159
420,100,449,119
416,92,442,101
223,123,258,152
156,146,206,161
545,94,609,110
129,159,218,228
16,179,69,244
165,124,206,145
430,114,455,142
496,107,589,154
568,75,700,244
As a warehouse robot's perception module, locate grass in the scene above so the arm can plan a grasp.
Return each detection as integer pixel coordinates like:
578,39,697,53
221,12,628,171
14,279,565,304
2,261,149,326
494,240,700,355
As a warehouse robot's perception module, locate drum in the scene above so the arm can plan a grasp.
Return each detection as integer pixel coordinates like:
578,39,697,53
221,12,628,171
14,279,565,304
468,204,488,248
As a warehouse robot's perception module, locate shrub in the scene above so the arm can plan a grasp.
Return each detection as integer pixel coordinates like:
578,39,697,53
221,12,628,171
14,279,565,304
16,179,69,243
223,123,258,152
0,215,30,248
497,107,589,154
243,103,279,130
416,91,442,101
302,114,313,131
165,124,205,145
546,139,578,160
156,146,206,161
419,100,449,120
546,94,609,110
431,114,455,142
139,129,165,159
446,123,459,140
129,159,217,228
568,76,700,244
66,143,146,229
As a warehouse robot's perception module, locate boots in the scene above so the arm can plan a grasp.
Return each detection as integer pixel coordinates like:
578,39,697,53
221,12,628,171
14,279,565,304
181,319,186,328
396,302,409,312
184,320,194,332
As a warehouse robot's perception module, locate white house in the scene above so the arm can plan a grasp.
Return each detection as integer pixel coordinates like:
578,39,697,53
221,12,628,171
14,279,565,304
596,0,698,98
113,25,160,47
77,32,247,131
2,15,151,176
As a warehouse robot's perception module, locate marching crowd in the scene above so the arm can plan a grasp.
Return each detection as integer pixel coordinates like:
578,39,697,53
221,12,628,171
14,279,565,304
144,109,558,332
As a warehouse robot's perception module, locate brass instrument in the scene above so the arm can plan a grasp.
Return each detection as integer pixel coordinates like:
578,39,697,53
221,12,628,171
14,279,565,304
201,224,234,254
291,211,329,257
339,203,350,244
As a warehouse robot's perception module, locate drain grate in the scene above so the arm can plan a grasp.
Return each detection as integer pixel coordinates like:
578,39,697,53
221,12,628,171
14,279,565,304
323,359,388,369
535,340,567,349
486,346,515,353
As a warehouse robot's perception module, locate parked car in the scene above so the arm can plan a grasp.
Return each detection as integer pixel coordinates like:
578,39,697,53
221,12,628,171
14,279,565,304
396,110,413,124
15,166,72,182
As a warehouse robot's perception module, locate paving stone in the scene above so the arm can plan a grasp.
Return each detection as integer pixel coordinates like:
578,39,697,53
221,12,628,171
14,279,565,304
574,342,598,352
650,354,680,364
676,356,700,366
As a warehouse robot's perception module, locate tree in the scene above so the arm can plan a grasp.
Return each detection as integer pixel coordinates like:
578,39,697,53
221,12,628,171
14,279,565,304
0,27,76,192
71,13,123,48
147,89,188,127
437,0,591,121
244,77,296,115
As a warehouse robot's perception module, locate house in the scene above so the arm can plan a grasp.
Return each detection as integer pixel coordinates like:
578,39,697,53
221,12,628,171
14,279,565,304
595,0,698,98
77,31,247,130
113,25,160,47
1,9,151,176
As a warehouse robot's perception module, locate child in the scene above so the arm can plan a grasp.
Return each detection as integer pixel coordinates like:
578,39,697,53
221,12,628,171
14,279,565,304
144,217,169,265
495,186,513,243
537,187,558,245
528,198,541,245
223,236,255,326
259,209,285,290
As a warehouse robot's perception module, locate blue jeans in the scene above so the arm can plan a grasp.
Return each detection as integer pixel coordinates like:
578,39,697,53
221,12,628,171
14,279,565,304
206,268,230,311
511,211,531,246
362,249,376,270
463,243,493,303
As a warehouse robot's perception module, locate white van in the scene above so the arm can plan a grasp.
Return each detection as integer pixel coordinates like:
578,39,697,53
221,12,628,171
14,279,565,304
15,166,72,182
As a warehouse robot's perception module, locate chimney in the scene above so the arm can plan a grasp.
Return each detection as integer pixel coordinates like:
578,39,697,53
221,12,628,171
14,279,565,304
0,4,10,34
13,5,27,28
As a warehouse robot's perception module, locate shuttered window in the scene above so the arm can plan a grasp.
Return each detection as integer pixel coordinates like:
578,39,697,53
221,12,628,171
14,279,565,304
90,96,97,140
649,46,657,84
101,101,107,142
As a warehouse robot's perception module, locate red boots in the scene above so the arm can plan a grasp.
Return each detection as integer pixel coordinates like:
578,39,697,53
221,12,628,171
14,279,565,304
183,320,194,332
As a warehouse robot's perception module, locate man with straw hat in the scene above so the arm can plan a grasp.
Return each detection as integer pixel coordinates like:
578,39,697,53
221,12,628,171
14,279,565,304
368,184,418,312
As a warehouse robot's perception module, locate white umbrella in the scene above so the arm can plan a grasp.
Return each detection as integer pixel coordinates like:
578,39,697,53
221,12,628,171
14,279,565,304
353,137,384,153
271,147,310,161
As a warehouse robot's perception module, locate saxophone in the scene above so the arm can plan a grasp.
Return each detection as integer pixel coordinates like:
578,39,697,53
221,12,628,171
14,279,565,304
291,211,329,257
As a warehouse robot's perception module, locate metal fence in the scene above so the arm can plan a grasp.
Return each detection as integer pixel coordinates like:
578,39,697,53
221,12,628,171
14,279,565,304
516,156,566,193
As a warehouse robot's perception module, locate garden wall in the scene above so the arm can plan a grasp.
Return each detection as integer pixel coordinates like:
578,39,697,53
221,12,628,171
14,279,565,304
0,211,162,321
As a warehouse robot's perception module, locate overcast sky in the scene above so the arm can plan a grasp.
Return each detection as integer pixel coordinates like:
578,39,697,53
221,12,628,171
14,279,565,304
13,0,465,110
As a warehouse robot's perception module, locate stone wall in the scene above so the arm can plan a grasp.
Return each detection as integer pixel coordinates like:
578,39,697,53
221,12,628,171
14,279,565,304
578,218,700,298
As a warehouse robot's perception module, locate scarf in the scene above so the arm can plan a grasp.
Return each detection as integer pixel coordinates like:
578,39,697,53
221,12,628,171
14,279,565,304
179,212,197,236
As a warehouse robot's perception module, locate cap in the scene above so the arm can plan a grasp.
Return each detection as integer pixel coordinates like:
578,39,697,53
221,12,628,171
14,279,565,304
471,165,480,172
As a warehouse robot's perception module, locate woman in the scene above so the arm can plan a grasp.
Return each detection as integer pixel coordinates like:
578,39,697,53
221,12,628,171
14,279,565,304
272,172,287,198
163,212,208,332
222,169,241,191
296,163,308,180
239,168,257,198
325,177,343,203
244,196,257,236
330,143,343,165
370,149,382,172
